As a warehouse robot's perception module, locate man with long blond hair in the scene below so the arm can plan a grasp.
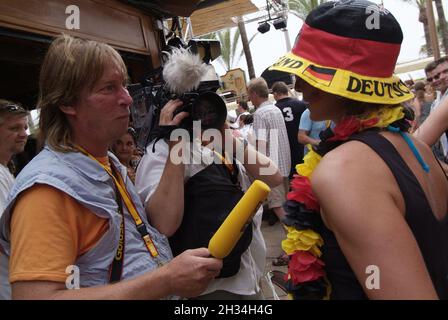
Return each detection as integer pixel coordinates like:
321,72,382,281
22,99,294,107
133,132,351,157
0,34,221,299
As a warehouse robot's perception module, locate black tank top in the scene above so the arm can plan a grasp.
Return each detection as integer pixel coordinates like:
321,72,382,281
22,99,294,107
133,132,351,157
320,130,448,299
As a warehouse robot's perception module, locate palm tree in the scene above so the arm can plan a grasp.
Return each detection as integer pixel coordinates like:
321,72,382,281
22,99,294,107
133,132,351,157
237,18,256,79
403,0,433,56
288,0,327,20
420,19,448,55
434,0,448,54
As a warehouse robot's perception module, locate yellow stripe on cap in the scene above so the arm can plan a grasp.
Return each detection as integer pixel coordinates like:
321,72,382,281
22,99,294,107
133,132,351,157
270,53,413,105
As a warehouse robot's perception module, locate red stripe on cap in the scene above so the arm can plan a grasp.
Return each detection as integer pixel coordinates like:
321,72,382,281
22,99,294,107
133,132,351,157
293,24,400,78
305,68,334,82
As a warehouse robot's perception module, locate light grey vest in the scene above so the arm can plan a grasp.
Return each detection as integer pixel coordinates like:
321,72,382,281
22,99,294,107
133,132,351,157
0,146,173,288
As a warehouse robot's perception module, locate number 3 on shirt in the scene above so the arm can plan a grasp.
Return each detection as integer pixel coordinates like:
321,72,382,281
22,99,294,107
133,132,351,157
282,107,293,122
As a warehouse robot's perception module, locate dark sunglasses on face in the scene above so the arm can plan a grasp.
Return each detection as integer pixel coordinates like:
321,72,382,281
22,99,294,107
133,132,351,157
427,68,448,83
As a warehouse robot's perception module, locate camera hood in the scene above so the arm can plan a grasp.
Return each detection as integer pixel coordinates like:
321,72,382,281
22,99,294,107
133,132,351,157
192,91,227,130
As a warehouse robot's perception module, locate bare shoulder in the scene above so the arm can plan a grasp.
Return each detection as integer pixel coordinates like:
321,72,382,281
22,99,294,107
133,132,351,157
310,140,400,230
408,133,436,157
308,138,442,299
311,140,392,192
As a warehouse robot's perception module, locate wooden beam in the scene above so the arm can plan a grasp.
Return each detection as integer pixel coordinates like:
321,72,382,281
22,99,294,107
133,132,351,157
189,0,259,36
0,0,159,56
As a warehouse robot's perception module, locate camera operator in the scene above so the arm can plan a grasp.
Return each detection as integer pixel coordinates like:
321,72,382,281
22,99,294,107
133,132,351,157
135,93,283,299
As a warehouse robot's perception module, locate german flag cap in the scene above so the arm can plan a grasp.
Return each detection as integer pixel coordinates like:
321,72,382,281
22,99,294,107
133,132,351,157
270,0,413,104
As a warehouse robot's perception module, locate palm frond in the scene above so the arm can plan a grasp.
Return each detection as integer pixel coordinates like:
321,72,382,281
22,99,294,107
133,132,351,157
235,33,257,66
288,0,327,20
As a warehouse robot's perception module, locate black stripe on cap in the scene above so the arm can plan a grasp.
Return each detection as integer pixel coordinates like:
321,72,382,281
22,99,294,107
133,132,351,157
308,65,337,75
305,0,403,44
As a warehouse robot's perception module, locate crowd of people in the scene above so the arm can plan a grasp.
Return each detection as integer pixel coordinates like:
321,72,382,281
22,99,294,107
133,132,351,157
0,0,447,300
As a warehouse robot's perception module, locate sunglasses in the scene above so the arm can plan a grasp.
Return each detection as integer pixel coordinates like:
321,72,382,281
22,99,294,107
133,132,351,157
427,68,448,83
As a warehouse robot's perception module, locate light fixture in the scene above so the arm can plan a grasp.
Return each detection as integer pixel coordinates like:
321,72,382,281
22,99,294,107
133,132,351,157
273,17,287,30
257,21,271,34
188,39,221,63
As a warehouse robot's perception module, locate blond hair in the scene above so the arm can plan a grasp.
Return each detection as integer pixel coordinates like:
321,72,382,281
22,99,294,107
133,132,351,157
37,34,127,152
247,77,269,98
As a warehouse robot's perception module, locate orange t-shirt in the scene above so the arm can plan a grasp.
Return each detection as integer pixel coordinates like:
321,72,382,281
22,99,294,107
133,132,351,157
9,175,110,284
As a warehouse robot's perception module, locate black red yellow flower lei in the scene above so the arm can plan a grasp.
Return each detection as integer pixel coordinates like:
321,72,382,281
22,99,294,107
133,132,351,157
281,105,411,300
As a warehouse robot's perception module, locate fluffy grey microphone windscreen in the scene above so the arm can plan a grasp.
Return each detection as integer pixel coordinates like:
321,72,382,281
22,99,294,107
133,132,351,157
162,48,208,95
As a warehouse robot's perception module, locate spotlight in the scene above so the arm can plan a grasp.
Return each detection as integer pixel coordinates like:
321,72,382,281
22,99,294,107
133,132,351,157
273,18,287,30
257,21,270,34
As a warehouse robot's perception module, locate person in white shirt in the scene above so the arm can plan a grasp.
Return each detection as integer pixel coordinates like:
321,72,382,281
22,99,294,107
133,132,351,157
0,99,29,300
425,57,448,112
415,58,448,158
237,113,254,141
247,78,291,223
135,93,282,299
414,57,448,173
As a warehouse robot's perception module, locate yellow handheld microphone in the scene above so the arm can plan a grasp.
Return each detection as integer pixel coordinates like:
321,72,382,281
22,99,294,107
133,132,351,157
208,180,271,259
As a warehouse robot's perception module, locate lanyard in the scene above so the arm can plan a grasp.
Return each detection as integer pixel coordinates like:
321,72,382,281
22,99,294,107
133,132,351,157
109,186,125,282
76,146,163,266
214,151,234,174
213,150,240,185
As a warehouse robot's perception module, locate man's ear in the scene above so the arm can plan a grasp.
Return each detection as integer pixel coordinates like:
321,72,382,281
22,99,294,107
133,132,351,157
59,105,77,116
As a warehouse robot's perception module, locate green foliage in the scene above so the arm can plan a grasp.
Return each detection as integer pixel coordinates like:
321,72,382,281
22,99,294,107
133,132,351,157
288,0,328,20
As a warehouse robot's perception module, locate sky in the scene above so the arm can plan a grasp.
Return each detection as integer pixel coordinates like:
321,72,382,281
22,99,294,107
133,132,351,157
210,0,448,81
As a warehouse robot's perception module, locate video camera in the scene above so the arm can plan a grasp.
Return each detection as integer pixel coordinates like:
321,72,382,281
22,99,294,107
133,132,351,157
128,39,226,150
